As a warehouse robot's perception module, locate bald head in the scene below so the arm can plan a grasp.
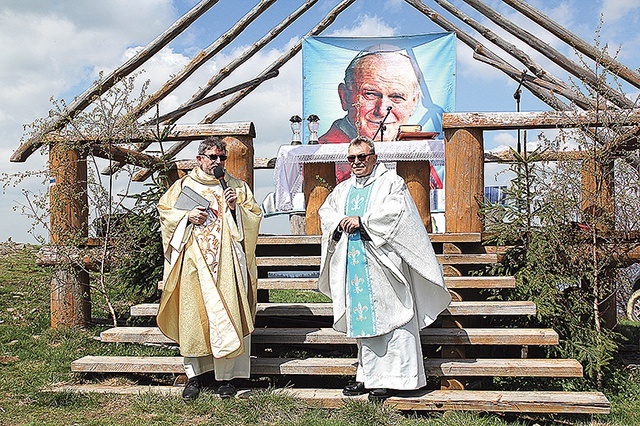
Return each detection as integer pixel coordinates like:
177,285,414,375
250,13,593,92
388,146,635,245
339,50,421,141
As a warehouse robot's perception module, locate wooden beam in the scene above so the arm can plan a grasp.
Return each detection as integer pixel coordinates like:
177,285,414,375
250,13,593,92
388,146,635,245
200,0,356,126
100,0,276,175
404,0,570,112
152,0,318,126
127,0,277,123
90,144,162,168
484,148,587,163
502,0,640,90
131,0,357,181
10,0,219,162
433,0,592,109
443,109,640,130
461,0,633,109
145,70,279,125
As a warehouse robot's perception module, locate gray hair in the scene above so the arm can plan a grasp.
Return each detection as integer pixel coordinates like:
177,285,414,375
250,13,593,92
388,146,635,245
198,136,226,155
349,136,375,154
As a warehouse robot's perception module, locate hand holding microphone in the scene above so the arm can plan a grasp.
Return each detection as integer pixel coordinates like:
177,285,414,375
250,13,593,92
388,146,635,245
214,166,237,209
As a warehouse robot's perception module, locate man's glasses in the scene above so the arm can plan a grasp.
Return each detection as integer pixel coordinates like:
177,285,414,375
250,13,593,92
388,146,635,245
347,153,375,163
201,153,228,162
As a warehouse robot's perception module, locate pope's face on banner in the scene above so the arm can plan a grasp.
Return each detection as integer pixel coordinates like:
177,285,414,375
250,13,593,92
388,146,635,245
339,52,420,141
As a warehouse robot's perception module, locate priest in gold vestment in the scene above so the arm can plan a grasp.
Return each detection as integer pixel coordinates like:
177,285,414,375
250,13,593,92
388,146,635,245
157,136,262,400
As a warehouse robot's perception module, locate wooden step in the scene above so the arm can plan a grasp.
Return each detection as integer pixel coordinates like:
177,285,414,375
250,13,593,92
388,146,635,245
157,275,516,291
43,385,610,414
100,326,558,346
130,301,536,317
71,356,583,377
257,233,482,245
256,253,498,267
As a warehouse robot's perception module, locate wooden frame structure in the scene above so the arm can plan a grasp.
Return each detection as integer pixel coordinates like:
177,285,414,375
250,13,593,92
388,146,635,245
9,0,640,328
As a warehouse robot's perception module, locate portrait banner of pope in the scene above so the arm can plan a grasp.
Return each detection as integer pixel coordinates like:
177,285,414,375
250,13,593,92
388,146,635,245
302,33,456,142
302,33,455,212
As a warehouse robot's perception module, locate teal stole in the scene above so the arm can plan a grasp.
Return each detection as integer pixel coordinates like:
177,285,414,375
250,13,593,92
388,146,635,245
345,184,376,337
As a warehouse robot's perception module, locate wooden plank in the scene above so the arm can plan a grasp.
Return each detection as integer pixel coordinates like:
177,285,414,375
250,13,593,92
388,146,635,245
100,327,174,344
287,388,609,414
258,235,321,245
43,385,610,414
100,327,558,346
70,356,582,377
444,276,516,289
258,278,320,290
257,256,321,267
155,275,516,292
256,253,498,267
255,301,536,317
130,301,536,317
255,233,482,245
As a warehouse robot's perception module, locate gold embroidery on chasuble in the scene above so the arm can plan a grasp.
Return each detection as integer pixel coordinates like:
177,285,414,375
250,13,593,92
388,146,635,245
193,189,223,279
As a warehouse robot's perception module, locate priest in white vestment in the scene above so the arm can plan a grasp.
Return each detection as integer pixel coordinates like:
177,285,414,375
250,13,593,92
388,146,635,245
157,136,262,400
318,136,451,402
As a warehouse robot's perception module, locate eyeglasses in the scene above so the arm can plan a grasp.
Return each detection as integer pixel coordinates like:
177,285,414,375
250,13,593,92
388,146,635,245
346,153,375,163
201,153,228,162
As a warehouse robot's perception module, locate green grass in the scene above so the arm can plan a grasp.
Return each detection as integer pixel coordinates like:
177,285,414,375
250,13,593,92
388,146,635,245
2,243,640,425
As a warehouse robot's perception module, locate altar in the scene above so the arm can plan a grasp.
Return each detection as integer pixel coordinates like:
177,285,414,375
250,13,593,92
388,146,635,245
273,140,445,234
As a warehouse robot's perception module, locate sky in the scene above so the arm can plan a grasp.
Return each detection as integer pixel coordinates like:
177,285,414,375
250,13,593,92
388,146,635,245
1,0,639,242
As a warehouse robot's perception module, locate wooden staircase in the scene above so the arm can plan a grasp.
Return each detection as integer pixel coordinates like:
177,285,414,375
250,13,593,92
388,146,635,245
69,233,610,414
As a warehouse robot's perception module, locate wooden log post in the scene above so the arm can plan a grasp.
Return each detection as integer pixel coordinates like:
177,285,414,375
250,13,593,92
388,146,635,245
440,127,483,391
581,157,614,232
223,135,254,192
303,163,336,235
397,160,432,232
49,143,91,328
581,157,617,329
444,128,484,233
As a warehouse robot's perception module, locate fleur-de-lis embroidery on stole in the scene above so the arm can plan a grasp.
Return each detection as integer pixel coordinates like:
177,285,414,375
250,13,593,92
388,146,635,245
345,184,376,337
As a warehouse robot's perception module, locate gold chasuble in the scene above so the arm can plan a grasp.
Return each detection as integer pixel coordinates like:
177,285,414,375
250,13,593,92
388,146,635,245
157,167,262,359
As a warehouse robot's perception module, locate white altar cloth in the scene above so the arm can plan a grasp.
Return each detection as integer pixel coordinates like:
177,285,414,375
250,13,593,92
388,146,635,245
273,140,444,211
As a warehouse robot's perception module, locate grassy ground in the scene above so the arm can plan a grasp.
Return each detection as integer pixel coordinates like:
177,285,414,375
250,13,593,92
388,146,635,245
1,243,640,425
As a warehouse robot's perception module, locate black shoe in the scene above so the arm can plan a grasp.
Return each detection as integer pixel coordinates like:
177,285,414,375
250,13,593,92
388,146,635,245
368,388,397,402
182,376,202,401
217,381,237,398
343,382,368,396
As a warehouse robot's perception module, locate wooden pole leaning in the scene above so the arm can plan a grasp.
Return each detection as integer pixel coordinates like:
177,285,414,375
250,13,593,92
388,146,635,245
49,143,91,328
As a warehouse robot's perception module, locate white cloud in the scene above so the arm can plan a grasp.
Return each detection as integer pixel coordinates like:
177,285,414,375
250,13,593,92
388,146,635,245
0,2,176,242
328,14,397,37
601,0,640,22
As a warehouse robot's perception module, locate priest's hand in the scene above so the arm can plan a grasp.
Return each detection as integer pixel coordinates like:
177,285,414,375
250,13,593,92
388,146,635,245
340,216,360,234
188,206,208,225
224,187,238,210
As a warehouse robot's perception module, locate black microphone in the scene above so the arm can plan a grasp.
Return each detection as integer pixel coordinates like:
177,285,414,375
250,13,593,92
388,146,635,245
213,166,228,190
